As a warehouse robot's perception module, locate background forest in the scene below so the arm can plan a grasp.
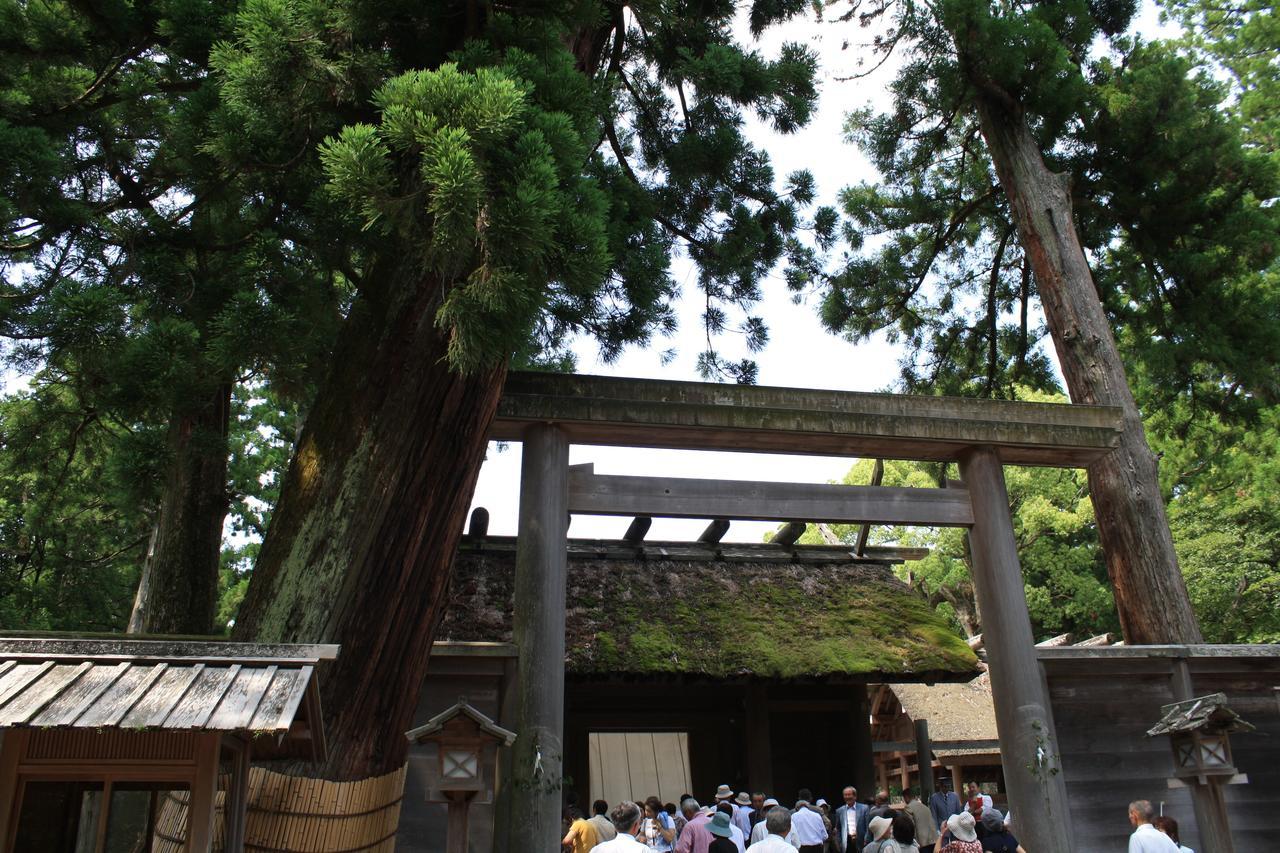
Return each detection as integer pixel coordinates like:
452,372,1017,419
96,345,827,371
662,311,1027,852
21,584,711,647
2,0,1278,655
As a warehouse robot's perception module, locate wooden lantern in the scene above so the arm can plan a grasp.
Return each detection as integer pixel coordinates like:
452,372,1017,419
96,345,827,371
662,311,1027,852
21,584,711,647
1147,692,1253,784
1147,692,1253,853
406,698,516,853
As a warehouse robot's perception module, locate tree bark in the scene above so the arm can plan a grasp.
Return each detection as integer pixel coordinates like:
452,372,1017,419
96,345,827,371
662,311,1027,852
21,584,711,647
231,267,506,780
971,90,1202,644
129,381,233,635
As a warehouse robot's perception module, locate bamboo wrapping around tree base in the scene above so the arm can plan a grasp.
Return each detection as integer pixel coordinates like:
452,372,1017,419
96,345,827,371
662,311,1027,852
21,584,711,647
153,764,406,852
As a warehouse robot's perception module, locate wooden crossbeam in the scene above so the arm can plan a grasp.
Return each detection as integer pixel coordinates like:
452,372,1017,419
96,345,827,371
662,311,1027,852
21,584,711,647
566,465,974,527
492,371,1125,466
873,739,1000,752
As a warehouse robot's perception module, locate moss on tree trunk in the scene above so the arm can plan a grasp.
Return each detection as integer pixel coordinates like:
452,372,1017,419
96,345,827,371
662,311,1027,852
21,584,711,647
232,270,505,780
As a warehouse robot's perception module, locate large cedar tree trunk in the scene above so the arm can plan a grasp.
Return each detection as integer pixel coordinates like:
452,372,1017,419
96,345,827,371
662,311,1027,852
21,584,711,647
231,269,505,780
971,89,1202,644
128,382,233,635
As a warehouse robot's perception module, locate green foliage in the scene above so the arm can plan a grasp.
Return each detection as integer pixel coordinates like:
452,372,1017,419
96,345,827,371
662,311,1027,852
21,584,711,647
1150,402,1280,642
1082,43,1280,415
0,381,152,631
319,59,612,373
1,0,345,631
801,407,1119,642
1163,0,1280,153
210,0,823,382
818,0,1280,410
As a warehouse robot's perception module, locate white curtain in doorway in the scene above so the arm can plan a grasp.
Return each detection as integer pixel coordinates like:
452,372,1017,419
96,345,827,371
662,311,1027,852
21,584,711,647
588,732,692,807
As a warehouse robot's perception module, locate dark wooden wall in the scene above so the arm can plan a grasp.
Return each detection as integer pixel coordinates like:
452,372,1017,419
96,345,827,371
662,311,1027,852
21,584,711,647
400,655,885,852
397,653,510,853
1044,655,1280,852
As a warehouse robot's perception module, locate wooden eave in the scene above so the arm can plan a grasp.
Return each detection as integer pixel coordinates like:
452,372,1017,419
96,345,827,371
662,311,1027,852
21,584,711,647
0,637,334,763
490,372,1124,467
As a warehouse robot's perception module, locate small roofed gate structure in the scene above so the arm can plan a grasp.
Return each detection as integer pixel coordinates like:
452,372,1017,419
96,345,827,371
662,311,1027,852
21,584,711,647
487,372,1125,853
870,678,1004,799
0,637,334,853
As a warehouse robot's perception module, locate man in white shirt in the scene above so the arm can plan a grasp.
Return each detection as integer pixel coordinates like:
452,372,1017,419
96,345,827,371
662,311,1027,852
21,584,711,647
750,800,801,847
1128,800,1180,853
748,807,800,852
596,801,652,851
789,791,828,853
965,782,993,812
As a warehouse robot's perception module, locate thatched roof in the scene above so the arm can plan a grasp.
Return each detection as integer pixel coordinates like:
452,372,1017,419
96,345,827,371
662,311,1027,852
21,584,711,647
884,676,999,757
439,537,978,681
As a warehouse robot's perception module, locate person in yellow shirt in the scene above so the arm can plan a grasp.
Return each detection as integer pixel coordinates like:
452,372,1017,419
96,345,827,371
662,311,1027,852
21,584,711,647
564,804,601,853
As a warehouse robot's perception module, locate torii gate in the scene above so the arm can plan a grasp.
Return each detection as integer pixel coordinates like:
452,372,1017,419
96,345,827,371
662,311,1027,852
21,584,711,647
487,372,1124,853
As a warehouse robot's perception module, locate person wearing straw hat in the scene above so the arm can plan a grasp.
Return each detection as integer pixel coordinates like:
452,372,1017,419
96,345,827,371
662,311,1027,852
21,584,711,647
709,811,740,853
733,791,755,838
862,816,894,853
933,812,982,853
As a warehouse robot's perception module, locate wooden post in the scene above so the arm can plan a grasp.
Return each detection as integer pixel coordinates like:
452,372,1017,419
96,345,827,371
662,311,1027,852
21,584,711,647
960,446,1073,853
1178,780,1233,853
188,733,221,853
746,683,773,794
445,791,475,853
492,655,519,853
851,685,876,798
898,753,909,793
223,735,250,853
508,424,570,853
950,765,964,799
915,720,934,801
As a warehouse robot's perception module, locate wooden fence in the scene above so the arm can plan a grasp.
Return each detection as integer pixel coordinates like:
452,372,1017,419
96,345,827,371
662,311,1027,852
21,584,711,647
154,764,405,852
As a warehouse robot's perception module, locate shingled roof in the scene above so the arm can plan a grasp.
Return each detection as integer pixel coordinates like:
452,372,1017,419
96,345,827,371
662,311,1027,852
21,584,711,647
0,637,336,760
439,537,978,681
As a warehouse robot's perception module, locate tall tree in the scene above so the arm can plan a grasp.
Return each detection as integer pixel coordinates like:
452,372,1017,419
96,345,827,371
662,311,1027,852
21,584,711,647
0,0,342,633
214,0,820,780
815,0,1280,642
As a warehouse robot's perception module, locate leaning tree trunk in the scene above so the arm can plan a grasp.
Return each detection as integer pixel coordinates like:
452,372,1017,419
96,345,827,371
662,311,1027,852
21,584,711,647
231,266,505,780
971,89,1202,644
128,381,233,635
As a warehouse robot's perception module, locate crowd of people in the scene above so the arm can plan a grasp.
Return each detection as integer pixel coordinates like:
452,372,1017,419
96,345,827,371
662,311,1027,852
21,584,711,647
562,784,1197,853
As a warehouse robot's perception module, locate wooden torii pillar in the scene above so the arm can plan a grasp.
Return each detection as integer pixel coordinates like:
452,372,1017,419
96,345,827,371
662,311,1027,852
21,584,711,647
492,371,1122,853
507,424,569,853
961,446,1073,853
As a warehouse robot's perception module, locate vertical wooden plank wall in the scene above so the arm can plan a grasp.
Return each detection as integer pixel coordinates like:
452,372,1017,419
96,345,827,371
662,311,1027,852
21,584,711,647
1046,659,1280,852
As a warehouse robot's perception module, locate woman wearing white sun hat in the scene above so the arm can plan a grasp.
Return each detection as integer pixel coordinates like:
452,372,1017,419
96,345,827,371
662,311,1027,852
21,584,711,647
933,812,983,853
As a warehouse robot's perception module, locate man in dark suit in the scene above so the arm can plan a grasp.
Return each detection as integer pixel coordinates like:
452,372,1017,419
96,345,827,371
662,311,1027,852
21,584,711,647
832,786,868,853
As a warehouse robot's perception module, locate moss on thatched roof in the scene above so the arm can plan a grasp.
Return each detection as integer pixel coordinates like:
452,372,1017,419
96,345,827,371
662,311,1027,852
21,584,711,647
439,538,977,681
